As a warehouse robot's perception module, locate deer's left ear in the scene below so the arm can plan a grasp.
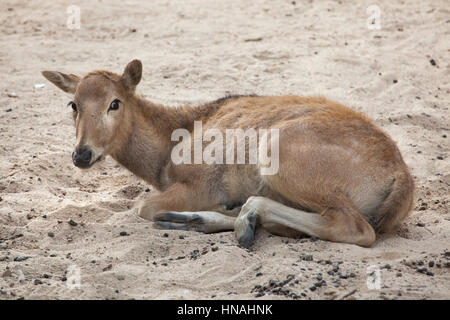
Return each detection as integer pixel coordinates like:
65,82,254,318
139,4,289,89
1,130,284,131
41,71,80,94
122,59,142,91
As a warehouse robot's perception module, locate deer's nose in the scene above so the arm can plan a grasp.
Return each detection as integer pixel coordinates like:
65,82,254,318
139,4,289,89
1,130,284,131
72,147,92,168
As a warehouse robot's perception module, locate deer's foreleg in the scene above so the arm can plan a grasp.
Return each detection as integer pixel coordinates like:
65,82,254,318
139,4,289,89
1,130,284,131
138,183,236,233
154,211,235,233
137,183,198,220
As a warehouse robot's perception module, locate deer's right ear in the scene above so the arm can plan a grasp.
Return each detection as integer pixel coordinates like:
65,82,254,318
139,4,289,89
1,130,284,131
41,71,80,94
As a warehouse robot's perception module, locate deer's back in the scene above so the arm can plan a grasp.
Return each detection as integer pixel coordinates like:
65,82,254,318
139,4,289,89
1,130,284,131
200,95,406,167
204,95,370,131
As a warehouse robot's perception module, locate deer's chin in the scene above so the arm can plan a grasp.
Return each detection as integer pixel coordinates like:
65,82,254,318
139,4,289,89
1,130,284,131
76,154,105,169
91,154,105,166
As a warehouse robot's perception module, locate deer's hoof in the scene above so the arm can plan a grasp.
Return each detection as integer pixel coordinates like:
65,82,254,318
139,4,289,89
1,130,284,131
154,221,205,233
153,212,205,232
235,211,257,249
155,211,202,223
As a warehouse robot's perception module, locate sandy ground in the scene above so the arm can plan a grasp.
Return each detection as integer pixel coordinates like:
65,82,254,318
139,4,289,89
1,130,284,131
0,0,449,300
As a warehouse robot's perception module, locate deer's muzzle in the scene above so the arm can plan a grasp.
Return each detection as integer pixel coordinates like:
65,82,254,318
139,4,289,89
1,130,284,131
72,147,93,168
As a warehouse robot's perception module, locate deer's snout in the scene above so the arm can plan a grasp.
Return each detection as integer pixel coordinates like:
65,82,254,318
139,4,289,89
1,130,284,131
72,147,93,168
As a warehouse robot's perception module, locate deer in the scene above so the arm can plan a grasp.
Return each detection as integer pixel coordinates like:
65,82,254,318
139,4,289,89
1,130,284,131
41,59,414,248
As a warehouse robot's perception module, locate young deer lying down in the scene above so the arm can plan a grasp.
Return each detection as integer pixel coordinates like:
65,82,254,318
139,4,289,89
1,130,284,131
42,60,414,248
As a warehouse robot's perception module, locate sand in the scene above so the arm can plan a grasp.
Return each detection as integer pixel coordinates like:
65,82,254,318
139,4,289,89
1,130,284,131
0,0,449,300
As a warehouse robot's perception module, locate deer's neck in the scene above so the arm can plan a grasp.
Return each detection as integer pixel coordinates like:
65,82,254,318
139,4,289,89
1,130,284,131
138,97,221,134
110,96,220,190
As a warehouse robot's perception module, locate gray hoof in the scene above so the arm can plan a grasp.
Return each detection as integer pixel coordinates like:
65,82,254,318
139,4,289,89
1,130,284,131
154,212,205,233
154,221,205,233
155,212,201,223
237,213,257,248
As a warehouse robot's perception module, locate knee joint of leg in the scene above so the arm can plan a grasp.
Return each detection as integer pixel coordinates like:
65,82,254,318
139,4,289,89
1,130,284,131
242,196,264,213
356,225,376,247
138,203,157,220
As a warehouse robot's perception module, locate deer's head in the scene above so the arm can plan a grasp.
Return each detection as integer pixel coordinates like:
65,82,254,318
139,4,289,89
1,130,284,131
42,60,142,169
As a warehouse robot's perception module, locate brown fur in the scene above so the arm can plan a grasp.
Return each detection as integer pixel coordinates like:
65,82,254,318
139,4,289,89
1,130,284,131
42,60,414,248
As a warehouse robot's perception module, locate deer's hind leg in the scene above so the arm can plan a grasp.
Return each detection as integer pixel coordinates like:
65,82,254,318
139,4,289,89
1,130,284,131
235,196,376,248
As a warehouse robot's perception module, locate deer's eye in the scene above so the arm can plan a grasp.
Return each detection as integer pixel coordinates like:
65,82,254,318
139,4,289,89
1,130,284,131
108,99,120,112
68,101,77,112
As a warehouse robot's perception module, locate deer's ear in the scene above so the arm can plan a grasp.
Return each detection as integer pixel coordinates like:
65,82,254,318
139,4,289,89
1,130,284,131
122,59,142,90
41,71,80,94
